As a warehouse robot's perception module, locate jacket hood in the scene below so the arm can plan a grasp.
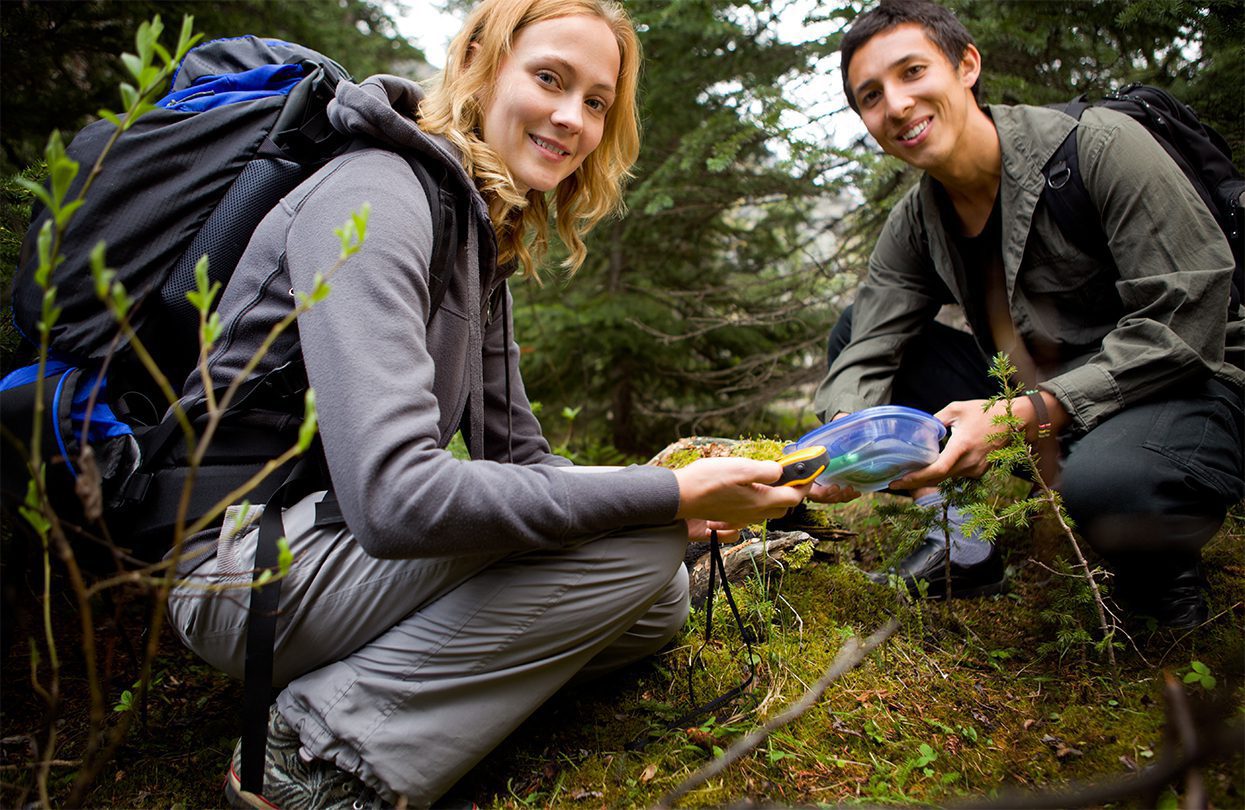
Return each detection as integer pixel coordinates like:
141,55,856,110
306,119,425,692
328,75,490,227
329,74,501,460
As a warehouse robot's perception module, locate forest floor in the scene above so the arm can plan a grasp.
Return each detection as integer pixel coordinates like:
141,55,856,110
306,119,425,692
1,487,1242,809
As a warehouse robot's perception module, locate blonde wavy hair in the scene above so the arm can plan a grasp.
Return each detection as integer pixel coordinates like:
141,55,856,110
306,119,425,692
418,0,641,279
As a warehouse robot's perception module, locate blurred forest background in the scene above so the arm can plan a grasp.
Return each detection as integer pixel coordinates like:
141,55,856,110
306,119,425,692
2,0,1242,457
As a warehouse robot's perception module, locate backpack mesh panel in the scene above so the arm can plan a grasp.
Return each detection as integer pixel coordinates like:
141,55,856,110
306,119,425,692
161,156,306,321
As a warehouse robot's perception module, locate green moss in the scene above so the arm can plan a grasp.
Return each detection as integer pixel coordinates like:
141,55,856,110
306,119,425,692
661,448,705,470
733,437,785,461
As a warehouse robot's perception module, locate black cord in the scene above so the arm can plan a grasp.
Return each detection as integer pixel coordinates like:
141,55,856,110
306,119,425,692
627,529,758,749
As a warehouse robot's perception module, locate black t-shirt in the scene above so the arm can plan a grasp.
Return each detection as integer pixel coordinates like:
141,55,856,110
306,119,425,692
948,194,1038,383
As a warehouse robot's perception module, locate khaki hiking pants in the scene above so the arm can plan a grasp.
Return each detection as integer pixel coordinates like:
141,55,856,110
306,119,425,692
167,476,690,807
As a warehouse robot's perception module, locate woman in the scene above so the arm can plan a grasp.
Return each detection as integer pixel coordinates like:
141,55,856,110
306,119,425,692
168,1,807,807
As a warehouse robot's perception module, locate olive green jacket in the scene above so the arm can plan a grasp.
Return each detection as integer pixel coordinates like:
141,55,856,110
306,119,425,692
814,103,1245,435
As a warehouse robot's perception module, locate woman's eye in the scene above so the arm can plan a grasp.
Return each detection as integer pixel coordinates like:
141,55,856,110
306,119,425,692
586,98,607,113
905,64,925,79
860,89,880,106
536,70,559,87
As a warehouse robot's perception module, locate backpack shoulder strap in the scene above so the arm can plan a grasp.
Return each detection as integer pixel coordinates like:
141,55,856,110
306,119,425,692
1041,99,1111,262
399,151,460,318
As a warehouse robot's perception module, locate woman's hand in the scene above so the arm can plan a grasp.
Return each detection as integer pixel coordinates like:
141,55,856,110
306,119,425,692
684,519,742,543
806,481,863,505
673,457,809,530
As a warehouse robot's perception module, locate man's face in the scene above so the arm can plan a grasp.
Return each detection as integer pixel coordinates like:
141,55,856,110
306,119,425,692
846,22,981,174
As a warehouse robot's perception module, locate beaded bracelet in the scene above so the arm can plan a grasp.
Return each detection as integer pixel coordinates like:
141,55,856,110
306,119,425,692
1024,389,1053,439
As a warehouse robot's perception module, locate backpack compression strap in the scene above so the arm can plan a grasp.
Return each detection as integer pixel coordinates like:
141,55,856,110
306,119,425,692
239,454,326,794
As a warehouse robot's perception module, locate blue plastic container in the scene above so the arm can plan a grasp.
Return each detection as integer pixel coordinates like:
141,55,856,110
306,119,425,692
786,406,947,492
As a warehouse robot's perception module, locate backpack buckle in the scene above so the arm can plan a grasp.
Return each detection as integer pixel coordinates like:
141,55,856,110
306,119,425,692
1047,161,1072,190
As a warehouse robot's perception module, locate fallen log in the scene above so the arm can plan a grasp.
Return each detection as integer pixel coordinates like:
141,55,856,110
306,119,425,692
686,531,814,606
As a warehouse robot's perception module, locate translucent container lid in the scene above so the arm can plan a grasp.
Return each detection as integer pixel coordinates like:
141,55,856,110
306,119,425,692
785,406,947,492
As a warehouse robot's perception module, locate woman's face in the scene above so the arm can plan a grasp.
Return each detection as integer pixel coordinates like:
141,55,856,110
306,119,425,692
480,15,620,194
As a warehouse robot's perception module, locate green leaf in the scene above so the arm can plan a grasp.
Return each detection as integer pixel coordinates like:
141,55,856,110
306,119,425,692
1202,675,1217,690
121,53,143,81
20,479,51,536
55,199,85,230
277,537,294,576
1183,671,1200,684
33,221,56,287
120,82,139,111
297,389,319,452
187,255,220,314
1156,789,1180,810
351,203,371,244
90,242,115,300
201,311,222,346
15,177,53,211
1191,661,1209,675
40,288,62,331
642,192,674,215
256,569,273,586
111,282,133,319
98,109,124,129
232,501,253,533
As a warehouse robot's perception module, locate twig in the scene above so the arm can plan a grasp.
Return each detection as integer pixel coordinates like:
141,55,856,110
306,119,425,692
1157,602,1244,666
1162,672,1205,810
943,679,1243,810
653,618,899,808
1030,477,1117,666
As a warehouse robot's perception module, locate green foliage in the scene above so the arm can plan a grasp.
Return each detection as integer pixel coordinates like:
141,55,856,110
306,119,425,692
947,0,1245,163
1182,660,1217,691
1037,557,1099,663
515,0,848,453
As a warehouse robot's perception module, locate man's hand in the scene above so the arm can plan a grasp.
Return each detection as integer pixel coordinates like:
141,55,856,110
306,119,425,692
890,392,1068,490
673,457,809,531
890,398,1002,489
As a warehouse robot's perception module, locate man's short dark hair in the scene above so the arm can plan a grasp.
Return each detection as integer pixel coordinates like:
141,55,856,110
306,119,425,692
839,0,981,113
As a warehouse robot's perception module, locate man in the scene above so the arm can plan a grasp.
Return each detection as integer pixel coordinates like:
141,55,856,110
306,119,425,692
808,0,1244,629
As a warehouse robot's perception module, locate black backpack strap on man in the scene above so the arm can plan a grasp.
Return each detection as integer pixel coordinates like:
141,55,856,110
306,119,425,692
1042,84,1245,311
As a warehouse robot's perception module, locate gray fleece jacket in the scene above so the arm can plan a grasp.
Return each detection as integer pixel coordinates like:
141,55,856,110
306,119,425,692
185,75,679,558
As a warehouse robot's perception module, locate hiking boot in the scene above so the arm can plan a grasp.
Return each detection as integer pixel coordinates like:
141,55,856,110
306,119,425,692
867,537,1006,599
225,707,389,810
1113,555,1209,631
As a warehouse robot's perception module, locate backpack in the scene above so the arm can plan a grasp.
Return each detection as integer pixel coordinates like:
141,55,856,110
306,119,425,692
1,36,467,797
0,36,459,558
1042,83,1245,311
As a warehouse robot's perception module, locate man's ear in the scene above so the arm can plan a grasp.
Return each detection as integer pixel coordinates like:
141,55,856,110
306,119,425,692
958,43,982,91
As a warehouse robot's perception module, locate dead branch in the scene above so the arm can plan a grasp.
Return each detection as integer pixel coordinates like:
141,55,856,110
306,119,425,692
653,618,899,809
686,532,811,605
